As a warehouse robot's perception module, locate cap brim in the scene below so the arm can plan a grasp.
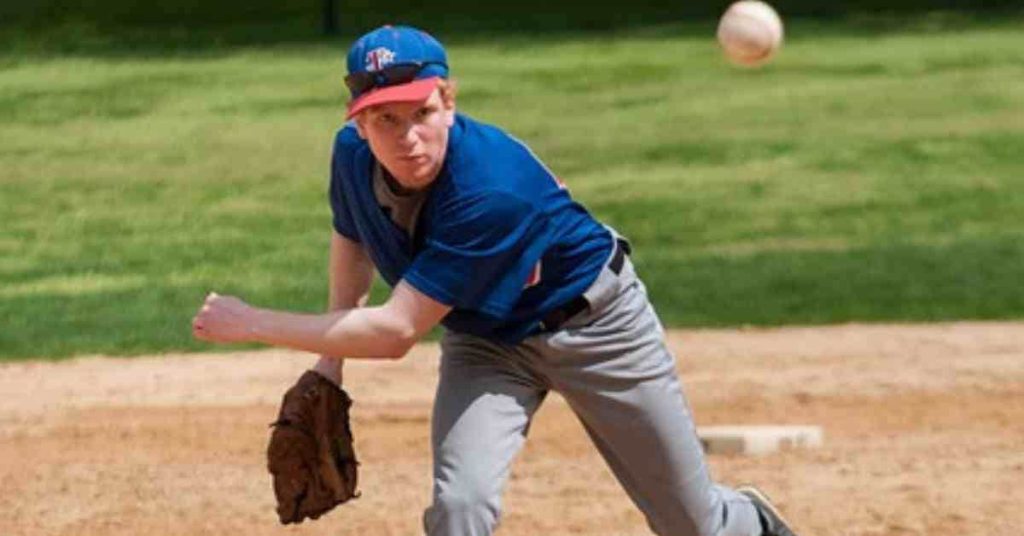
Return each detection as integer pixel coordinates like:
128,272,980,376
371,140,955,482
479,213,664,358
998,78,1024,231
346,77,441,119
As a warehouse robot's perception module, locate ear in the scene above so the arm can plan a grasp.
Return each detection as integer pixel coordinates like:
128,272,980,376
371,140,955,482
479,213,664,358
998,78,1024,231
443,100,456,128
353,116,367,139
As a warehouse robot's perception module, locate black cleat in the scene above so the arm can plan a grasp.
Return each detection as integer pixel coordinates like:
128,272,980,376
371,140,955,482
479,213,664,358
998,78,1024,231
738,486,799,536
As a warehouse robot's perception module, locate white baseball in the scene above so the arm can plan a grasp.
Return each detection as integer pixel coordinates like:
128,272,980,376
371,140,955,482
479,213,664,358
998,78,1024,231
717,0,784,67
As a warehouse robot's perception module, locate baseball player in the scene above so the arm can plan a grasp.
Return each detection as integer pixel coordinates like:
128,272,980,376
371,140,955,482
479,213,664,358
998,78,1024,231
192,24,801,536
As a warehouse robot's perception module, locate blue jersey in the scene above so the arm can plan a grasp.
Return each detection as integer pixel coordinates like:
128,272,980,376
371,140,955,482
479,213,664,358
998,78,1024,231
328,113,613,342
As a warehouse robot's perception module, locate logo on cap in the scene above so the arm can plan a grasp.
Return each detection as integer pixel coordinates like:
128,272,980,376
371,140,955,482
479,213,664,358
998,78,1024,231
365,47,396,72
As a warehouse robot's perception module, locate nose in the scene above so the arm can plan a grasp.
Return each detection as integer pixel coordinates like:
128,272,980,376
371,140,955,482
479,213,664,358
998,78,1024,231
398,124,420,149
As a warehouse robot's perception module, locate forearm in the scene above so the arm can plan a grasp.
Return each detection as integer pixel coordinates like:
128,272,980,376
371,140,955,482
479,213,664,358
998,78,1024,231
253,305,413,360
192,282,447,361
192,237,447,364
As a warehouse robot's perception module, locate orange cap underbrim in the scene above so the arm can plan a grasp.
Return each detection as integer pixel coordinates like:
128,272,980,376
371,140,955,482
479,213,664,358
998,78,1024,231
345,77,441,119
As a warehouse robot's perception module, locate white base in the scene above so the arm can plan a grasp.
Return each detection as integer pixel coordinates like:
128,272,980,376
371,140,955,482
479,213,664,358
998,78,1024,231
697,425,823,455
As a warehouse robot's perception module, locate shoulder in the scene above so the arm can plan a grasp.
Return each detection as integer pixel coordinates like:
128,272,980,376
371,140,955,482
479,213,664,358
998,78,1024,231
444,114,556,197
332,122,367,158
450,114,534,164
335,121,362,145
330,122,372,183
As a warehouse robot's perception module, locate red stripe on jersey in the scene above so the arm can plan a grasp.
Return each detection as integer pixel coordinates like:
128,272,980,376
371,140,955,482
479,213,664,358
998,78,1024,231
524,260,542,288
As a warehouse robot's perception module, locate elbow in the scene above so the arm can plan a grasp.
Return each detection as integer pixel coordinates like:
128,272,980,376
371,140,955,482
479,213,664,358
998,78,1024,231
380,339,415,360
380,325,418,359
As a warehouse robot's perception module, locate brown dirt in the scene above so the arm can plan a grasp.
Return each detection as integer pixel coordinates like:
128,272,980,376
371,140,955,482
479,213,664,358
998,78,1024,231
2,321,1022,536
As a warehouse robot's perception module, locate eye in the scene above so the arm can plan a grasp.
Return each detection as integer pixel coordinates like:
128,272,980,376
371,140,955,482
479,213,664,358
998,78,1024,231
415,106,434,120
377,112,398,125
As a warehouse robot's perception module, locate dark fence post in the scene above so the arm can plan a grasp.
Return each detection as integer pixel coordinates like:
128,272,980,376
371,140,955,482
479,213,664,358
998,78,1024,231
322,0,337,35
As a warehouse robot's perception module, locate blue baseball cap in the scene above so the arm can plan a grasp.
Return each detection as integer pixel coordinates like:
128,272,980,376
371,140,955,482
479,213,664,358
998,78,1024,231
345,25,449,119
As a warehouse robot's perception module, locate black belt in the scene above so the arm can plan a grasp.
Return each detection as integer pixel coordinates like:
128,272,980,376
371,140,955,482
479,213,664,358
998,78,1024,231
539,238,630,332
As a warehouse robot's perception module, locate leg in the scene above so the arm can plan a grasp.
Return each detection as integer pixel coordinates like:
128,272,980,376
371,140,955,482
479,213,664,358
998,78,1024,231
536,261,762,536
422,333,547,536
566,371,758,536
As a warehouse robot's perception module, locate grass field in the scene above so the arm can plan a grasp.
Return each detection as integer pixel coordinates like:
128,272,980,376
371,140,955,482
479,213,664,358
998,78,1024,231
2,16,1023,359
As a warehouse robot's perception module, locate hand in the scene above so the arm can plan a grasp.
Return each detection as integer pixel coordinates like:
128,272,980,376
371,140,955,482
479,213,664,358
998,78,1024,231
192,292,258,344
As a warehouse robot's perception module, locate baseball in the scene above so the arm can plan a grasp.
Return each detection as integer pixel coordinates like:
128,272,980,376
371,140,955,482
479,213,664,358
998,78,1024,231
716,0,784,67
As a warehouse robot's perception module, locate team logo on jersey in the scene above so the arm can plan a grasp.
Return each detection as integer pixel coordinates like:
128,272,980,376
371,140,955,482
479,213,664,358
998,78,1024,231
524,260,542,289
364,47,396,72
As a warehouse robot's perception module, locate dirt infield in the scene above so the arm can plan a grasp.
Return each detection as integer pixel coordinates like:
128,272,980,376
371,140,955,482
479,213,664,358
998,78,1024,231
2,322,1022,536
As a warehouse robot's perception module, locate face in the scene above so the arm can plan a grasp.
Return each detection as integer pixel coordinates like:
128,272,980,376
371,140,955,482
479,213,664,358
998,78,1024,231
355,87,455,190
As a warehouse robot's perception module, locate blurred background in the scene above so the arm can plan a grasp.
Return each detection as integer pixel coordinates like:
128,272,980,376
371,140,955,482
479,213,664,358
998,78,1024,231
2,0,1023,359
3,0,1022,35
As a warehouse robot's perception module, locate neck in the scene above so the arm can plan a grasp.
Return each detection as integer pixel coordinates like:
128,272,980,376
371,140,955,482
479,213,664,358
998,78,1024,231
381,165,426,196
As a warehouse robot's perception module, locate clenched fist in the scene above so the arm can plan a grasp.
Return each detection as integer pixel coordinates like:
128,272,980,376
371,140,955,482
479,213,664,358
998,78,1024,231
192,292,257,343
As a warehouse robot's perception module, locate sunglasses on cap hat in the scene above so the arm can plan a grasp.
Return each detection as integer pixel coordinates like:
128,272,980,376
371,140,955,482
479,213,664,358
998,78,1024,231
344,61,448,98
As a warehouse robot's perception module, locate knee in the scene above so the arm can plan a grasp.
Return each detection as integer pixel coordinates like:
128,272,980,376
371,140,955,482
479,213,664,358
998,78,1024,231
438,486,498,518
423,481,501,535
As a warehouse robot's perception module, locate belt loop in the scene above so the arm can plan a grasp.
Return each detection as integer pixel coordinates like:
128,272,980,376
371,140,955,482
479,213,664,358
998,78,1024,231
538,237,631,333
609,238,629,275
539,296,589,332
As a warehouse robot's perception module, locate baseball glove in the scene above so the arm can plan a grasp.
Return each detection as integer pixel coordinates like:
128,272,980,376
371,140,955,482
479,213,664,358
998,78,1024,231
266,370,359,524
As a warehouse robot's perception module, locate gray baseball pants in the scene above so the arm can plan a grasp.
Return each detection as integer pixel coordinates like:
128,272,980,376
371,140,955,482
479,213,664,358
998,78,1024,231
422,250,764,536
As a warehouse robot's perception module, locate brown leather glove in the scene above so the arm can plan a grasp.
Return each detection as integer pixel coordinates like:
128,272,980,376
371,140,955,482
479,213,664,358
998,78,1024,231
267,370,359,524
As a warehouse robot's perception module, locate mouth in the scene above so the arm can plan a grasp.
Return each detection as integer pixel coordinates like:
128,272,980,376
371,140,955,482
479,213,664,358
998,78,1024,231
400,154,429,163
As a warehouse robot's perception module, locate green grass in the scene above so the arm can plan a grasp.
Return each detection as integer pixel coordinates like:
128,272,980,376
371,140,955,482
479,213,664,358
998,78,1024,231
2,16,1023,359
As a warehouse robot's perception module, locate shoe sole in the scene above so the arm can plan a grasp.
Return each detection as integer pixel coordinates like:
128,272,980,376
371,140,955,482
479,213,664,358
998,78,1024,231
737,486,796,535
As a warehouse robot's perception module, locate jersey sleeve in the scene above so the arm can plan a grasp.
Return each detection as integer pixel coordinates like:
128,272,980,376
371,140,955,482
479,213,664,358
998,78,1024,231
327,141,361,242
403,191,549,318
